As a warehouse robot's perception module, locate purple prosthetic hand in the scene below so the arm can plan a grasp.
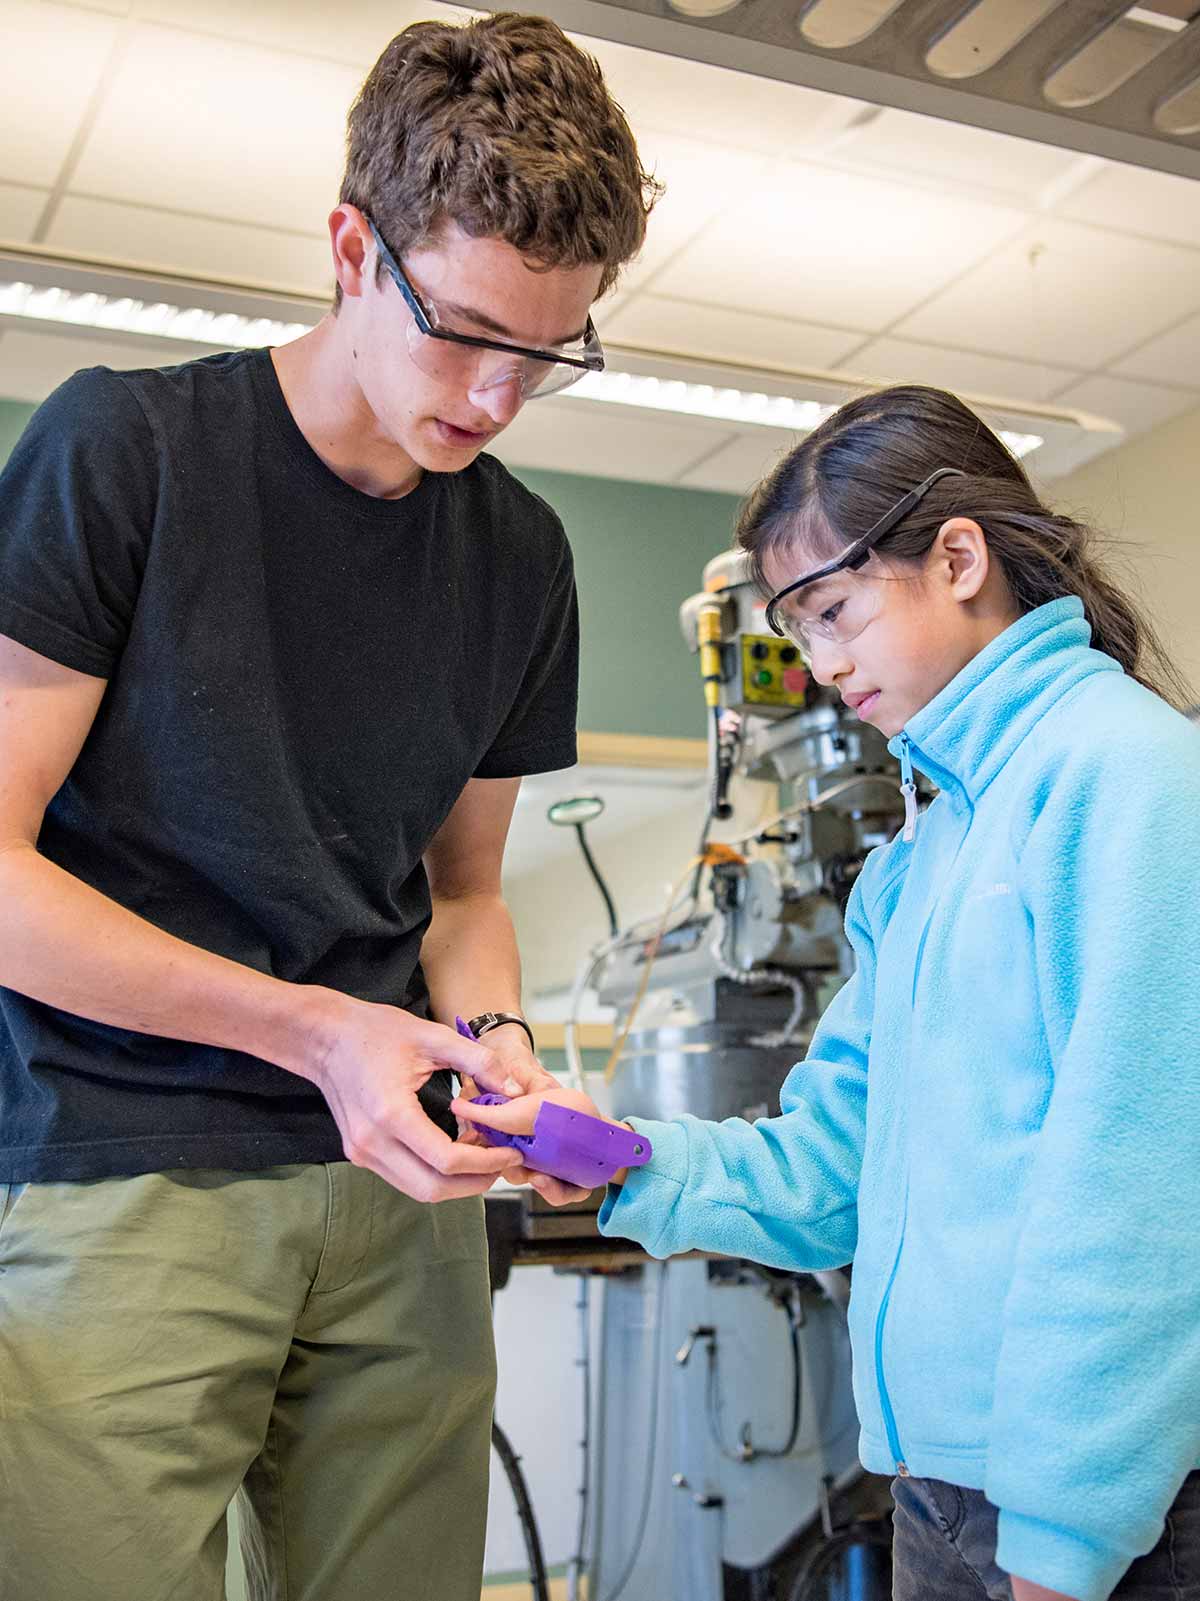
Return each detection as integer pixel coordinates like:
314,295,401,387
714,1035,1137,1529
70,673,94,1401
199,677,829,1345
454,1017,652,1189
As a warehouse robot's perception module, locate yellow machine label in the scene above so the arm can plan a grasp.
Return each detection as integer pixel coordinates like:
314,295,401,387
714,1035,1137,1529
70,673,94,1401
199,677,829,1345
740,634,811,708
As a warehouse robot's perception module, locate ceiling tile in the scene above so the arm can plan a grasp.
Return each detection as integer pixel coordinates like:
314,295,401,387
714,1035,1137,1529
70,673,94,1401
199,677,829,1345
1050,374,1199,439
1114,310,1200,386
1026,430,1129,485
896,220,1200,368
653,164,1027,331
829,106,1081,202
0,184,50,242
0,2,120,189
616,135,772,293
578,32,867,158
676,431,799,496
137,0,472,66
71,24,359,233
490,398,732,485
0,327,212,404
48,197,334,294
842,337,1079,404
605,294,864,371
1060,162,1200,251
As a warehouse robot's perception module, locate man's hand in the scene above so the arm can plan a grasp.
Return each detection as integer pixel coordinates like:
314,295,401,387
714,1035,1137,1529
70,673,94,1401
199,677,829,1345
452,1022,558,1146
451,1078,634,1207
1011,1577,1078,1601
308,995,536,1201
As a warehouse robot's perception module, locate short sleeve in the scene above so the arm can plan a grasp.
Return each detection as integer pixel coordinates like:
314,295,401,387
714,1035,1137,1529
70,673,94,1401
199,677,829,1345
474,531,579,779
0,368,159,677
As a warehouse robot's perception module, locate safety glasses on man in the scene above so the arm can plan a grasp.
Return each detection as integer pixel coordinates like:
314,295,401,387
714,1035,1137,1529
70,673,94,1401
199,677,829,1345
368,216,606,401
765,466,966,653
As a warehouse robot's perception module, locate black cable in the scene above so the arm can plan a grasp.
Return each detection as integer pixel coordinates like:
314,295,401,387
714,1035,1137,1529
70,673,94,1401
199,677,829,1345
688,704,728,905
711,703,735,821
574,822,619,937
705,1284,803,1463
491,1420,551,1601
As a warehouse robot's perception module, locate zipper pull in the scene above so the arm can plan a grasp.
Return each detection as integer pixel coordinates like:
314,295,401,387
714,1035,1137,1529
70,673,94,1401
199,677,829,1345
898,735,918,843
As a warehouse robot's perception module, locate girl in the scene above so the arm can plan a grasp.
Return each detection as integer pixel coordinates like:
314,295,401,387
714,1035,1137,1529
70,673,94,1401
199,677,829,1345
458,384,1200,1601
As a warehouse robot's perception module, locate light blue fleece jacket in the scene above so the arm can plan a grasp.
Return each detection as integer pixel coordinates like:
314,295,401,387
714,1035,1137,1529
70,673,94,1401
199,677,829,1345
599,598,1200,1601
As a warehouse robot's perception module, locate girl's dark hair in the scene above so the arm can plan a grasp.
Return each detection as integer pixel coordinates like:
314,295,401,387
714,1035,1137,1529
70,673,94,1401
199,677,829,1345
736,384,1190,707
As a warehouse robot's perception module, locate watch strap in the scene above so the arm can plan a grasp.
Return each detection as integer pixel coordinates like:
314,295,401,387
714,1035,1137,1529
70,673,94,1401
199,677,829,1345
467,1011,536,1053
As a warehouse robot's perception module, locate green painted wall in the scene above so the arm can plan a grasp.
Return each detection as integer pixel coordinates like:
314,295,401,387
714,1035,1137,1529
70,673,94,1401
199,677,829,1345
513,468,742,740
0,396,740,740
0,399,35,461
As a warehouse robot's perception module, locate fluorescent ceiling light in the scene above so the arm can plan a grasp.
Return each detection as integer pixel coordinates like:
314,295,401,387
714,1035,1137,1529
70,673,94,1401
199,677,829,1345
565,368,1043,457
569,370,836,431
0,267,1051,460
0,278,312,349
1127,7,1189,31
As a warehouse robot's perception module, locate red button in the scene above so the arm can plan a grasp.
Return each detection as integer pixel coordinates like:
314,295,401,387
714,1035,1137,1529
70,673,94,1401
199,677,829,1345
782,667,809,694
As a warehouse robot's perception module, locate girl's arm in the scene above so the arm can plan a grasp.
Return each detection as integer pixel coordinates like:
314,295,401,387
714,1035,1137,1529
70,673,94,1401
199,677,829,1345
594,861,885,1270
1012,1581,1076,1601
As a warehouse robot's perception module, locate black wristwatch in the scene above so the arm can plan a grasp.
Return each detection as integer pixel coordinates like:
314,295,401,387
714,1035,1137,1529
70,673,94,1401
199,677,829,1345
467,1011,536,1053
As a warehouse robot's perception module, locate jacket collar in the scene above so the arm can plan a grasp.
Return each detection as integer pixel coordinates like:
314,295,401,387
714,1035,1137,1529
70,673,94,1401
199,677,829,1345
887,598,1120,806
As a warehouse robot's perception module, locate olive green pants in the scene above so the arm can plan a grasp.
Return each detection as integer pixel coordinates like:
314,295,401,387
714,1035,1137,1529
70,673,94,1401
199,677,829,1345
0,1164,496,1601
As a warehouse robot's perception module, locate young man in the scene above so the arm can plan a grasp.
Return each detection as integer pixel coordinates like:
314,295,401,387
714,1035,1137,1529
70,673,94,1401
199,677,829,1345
0,15,656,1599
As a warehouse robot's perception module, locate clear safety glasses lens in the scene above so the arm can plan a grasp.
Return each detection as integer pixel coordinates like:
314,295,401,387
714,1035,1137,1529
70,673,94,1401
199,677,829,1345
772,574,885,654
403,317,601,401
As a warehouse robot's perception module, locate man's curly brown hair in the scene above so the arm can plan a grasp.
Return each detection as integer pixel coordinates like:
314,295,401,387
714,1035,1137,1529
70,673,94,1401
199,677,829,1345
338,12,661,304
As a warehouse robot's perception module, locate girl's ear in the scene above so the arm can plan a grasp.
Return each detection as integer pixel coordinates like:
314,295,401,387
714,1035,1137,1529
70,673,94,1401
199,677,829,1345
933,516,990,604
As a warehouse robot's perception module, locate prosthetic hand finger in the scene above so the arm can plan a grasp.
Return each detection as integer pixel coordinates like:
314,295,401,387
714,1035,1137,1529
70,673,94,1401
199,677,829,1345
455,1092,653,1190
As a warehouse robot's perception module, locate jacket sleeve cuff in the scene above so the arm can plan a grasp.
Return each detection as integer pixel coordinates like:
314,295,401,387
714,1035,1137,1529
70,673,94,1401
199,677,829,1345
597,1117,686,1257
996,1508,1128,1601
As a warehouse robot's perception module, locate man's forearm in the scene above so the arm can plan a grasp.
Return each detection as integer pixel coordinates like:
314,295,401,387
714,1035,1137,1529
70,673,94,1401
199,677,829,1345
0,841,342,1081
421,889,525,1030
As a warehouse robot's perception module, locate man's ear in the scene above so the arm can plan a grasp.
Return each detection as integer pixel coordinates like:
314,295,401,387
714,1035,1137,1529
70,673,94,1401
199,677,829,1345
933,516,990,603
328,204,372,302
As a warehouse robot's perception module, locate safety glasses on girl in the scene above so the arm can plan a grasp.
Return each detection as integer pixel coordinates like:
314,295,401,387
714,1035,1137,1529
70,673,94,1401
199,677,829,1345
764,467,966,651
367,217,605,401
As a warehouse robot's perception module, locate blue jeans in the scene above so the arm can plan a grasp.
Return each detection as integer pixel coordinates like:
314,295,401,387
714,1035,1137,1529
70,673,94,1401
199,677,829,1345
892,1472,1200,1601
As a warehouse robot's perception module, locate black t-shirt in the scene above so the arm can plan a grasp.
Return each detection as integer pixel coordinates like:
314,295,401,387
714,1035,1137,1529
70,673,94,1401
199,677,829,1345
0,349,578,1181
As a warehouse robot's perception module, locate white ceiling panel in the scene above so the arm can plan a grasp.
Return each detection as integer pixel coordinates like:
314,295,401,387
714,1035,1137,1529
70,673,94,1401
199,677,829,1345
605,294,864,372
1050,375,1200,439
137,0,472,67
491,398,734,484
829,106,1083,203
1061,163,1200,251
615,134,772,293
842,337,1079,404
653,164,1027,331
897,221,1200,369
47,196,334,294
0,184,50,243
675,431,799,495
0,2,120,189
1114,311,1200,387
0,327,213,404
580,32,866,158
70,24,358,232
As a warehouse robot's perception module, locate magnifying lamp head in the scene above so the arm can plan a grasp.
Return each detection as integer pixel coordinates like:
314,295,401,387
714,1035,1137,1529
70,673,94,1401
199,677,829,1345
547,794,606,828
